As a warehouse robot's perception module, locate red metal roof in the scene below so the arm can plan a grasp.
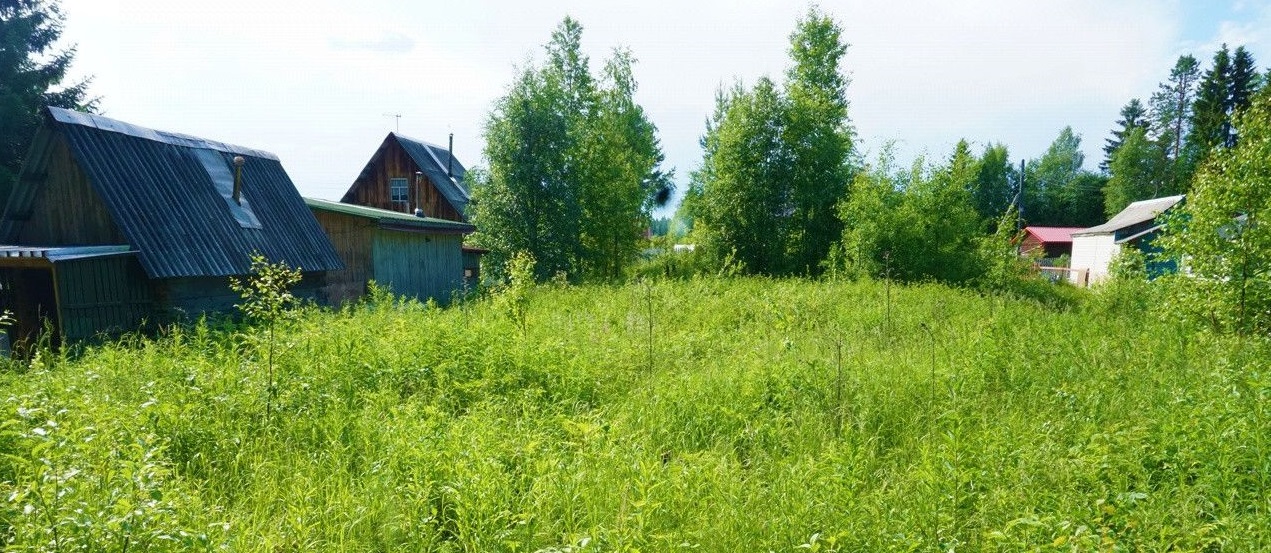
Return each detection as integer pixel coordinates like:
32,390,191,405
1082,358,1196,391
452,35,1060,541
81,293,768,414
1024,226,1083,244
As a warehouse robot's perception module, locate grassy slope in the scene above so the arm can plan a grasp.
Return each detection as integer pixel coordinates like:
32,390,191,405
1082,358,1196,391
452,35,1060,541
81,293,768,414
2,278,1269,551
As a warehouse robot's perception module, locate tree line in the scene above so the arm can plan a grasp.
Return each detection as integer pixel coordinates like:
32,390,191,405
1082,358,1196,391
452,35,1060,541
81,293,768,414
5,1,1271,322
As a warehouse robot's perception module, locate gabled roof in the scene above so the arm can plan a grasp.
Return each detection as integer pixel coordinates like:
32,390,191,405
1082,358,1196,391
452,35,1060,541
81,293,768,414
305,197,474,234
1023,226,1083,244
1074,195,1185,237
1,107,343,278
345,133,470,216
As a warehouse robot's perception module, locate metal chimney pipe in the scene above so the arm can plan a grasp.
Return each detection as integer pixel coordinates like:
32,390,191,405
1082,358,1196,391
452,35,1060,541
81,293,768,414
447,133,454,180
232,156,245,205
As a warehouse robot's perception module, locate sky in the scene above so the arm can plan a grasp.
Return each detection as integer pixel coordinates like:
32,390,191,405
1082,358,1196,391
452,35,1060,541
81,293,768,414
54,0,1271,213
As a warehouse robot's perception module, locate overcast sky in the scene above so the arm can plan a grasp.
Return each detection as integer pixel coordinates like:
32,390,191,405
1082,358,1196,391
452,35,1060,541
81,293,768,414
56,1,1271,212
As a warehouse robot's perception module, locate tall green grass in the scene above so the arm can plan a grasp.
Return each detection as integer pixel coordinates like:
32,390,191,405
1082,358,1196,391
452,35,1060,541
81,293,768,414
2,277,1268,551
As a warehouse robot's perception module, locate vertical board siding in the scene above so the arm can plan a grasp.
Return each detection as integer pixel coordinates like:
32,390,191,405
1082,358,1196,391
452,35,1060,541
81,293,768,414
373,232,463,304
54,255,152,341
312,210,375,304
18,137,126,245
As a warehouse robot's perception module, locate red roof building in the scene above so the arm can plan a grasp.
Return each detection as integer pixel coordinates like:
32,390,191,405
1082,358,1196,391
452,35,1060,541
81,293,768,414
1019,226,1083,259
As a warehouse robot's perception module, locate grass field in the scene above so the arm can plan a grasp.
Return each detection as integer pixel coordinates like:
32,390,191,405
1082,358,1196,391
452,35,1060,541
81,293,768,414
2,277,1268,551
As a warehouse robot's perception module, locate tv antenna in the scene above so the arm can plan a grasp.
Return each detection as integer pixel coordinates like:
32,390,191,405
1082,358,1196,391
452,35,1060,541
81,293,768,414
382,112,402,132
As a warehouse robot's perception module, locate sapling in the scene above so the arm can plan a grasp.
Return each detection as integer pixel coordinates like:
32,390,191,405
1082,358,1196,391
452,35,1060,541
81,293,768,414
229,253,302,422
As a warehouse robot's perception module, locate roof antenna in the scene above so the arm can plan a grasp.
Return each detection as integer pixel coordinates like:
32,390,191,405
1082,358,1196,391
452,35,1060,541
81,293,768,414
232,156,245,205
382,112,402,133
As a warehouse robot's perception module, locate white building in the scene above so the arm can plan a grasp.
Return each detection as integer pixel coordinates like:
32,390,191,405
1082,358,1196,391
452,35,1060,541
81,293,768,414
1070,195,1184,286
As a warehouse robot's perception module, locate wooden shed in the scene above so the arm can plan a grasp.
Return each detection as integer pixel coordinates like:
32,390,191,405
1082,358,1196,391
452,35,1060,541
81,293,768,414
306,198,474,305
340,132,470,221
0,107,343,346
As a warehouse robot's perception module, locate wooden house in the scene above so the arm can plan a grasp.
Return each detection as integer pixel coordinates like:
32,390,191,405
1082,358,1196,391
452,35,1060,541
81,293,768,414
1070,195,1184,286
0,107,343,345
339,132,486,284
306,198,474,304
340,132,470,221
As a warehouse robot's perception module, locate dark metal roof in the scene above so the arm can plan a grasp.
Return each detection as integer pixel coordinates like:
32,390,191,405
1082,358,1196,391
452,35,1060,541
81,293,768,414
305,197,474,234
3,107,343,278
390,133,471,217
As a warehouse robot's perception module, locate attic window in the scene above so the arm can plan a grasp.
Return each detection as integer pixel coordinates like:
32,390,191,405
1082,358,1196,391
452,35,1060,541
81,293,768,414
390,177,408,203
195,148,262,229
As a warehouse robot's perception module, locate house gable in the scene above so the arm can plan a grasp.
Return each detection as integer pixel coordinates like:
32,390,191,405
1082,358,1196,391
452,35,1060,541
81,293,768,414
340,133,469,222
2,128,126,246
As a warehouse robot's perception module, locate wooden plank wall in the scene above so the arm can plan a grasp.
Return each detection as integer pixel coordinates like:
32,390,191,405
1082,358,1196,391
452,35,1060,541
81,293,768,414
55,255,152,341
154,273,327,323
0,267,58,346
18,137,127,245
311,210,375,305
344,140,464,221
373,231,464,304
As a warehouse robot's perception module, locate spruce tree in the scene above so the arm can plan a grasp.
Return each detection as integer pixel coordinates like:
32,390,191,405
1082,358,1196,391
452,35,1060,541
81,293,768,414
1188,45,1232,164
1102,98,1148,172
0,0,94,207
1227,46,1260,147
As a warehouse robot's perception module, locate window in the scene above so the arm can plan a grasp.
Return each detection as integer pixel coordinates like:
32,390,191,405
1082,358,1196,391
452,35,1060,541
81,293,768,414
390,177,408,203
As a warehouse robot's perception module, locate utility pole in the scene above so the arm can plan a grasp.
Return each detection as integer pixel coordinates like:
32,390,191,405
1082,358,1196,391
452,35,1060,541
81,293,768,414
1017,159,1025,232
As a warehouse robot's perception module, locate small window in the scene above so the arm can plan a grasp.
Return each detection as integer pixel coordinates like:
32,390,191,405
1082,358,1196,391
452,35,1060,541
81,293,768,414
390,177,408,203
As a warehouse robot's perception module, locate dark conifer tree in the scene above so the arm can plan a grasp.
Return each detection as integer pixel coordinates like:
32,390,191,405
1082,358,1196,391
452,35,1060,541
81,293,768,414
0,0,94,207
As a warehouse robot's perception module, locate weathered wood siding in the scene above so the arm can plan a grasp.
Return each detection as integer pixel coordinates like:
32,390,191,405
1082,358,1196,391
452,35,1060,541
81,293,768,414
17,137,126,245
311,210,375,304
373,232,464,304
343,140,463,221
55,255,152,341
0,267,57,346
153,273,327,322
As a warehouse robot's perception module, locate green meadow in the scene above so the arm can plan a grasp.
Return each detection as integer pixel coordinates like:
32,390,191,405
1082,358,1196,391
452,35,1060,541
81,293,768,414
2,278,1268,551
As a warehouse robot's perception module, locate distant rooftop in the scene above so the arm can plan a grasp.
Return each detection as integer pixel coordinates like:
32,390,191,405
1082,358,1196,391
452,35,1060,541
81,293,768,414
1075,195,1185,236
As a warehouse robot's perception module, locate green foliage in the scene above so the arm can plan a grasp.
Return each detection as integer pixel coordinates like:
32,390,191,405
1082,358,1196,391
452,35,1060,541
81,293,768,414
491,251,535,334
1187,44,1232,164
228,254,302,420
2,277,1269,551
692,78,791,275
1162,87,1271,335
968,142,1016,225
1023,127,1104,227
1148,54,1201,192
228,255,302,327
833,148,987,285
469,17,668,283
975,208,1034,291
1102,98,1148,172
0,0,95,207
691,7,854,276
1091,249,1153,315
1104,126,1166,217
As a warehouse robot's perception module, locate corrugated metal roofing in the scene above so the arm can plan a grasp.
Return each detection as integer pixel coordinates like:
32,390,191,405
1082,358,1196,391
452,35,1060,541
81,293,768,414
391,133,471,217
1075,195,1184,236
1023,226,1083,244
7,107,343,278
305,197,474,233
0,244,133,262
